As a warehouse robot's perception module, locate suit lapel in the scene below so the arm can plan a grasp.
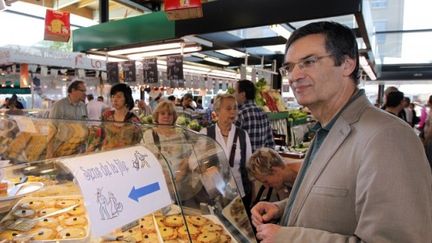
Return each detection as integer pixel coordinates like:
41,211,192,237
288,117,352,225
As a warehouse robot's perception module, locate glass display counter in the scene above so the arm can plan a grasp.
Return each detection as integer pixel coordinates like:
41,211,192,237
0,115,256,243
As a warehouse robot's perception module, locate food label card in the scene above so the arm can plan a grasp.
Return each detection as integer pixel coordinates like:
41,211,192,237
59,146,172,236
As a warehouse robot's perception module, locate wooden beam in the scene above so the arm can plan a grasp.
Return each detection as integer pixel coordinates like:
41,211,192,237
55,0,80,9
77,0,96,9
61,5,94,19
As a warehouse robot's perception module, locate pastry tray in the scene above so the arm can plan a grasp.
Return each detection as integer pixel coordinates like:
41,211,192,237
0,195,90,243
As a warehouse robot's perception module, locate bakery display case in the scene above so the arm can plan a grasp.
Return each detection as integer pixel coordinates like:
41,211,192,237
0,115,256,242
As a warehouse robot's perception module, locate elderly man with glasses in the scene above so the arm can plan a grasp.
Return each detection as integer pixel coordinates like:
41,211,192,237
49,80,88,120
252,21,432,243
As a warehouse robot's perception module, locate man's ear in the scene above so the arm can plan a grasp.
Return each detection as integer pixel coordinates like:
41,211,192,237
342,56,356,77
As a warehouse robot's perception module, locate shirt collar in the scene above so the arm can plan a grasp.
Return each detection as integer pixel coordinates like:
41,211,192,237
313,89,364,132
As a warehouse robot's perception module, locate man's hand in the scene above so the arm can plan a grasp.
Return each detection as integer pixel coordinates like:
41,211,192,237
256,223,281,243
251,201,281,227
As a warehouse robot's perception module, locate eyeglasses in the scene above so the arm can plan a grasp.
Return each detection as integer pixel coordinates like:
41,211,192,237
279,54,333,78
76,88,87,93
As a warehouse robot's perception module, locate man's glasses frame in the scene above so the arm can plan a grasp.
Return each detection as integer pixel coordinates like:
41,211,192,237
279,54,333,78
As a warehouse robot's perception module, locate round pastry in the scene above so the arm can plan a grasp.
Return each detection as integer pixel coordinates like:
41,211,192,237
186,215,209,227
155,216,165,227
37,217,59,228
20,200,45,210
13,208,35,218
55,199,78,208
141,232,159,243
68,205,85,216
0,230,20,240
38,207,60,217
163,214,184,227
30,227,56,240
139,216,156,233
63,216,87,226
220,233,232,243
196,232,221,243
159,226,177,240
178,224,200,240
201,223,223,232
57,227,86,239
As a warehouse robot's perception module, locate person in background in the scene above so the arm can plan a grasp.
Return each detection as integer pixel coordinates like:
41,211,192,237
87,94,108,120
167,95,176,103
137,99,152,117
252,21,431,243
49,80,88,120
102,83,139,123
203,98,214,126
11,94,24,109
234,79,275,152
419,95,432,135
384,91,405,117
97,96,104,102
182,93,195,111
196,98,204,110
247,147,297,199
200,94,253,208
0,98,9,109
403,97,414,127
5,95,25,115
410,102,419,127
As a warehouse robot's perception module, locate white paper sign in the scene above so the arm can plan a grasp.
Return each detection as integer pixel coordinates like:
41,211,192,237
59,146,172,236
12,116,37,133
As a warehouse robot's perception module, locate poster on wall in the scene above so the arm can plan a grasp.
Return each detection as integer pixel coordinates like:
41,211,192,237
122,61,136,83
167,55,183,81
143,58,158,84
106,62,119,84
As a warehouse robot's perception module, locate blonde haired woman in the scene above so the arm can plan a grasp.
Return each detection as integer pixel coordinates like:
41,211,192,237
200,93,253,208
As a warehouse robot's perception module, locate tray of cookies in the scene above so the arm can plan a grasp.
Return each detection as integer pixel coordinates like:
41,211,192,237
0,195,90,242
222,196,255,241
104,211,236,243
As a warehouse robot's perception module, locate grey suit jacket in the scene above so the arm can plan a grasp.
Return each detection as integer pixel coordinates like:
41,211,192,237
274,93,432,242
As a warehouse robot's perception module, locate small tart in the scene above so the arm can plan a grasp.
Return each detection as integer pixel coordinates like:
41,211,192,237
68,205,85,216
20,200,45,210
0,230,21,240
12,208,35,218
163,214,184,227
55,199,78,208
57,227,86,239
159,226,177,240
201,223,223,232
178,224,200,240
37,217,59,228
141,232,159,243
186,215,209,227
196,231,221,243
63,216,87,226
139,216,156,233
155,216,165,227
30,227,56,240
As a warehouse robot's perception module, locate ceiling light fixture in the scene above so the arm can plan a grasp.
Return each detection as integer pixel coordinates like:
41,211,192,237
270,24,292,40
108,42,184,55
127,45,202,60
182,35,213,47
87,54,128,62
360,56,377,80
216,49,248,58
203,56,229,66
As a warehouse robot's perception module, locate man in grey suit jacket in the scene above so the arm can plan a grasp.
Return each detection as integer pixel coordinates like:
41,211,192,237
252,21,432,243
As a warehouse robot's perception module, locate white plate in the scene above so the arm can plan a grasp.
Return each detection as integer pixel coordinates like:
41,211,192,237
0,182,44,201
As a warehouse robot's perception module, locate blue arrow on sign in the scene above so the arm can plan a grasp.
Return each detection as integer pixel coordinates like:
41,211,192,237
128,182,161,202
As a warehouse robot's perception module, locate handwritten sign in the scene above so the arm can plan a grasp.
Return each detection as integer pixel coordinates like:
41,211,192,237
59,146,172,236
